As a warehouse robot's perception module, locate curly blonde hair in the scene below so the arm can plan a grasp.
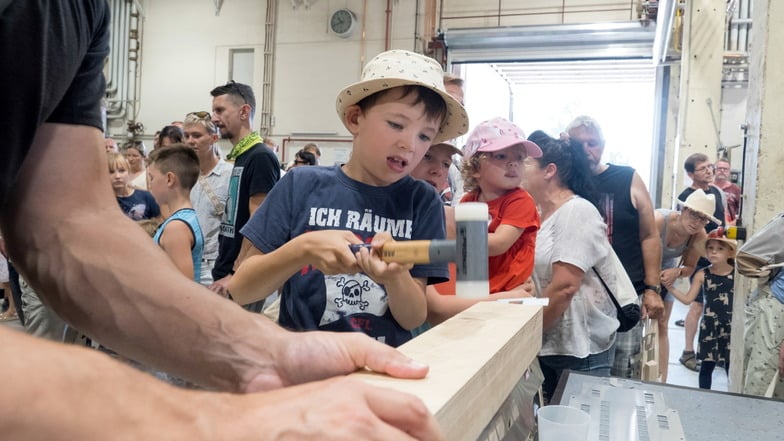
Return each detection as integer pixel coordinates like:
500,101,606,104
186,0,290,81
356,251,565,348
460,154,483,194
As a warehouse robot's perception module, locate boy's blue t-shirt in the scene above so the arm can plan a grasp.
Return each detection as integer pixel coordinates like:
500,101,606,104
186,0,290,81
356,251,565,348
117,189,160,220
241,164,448,347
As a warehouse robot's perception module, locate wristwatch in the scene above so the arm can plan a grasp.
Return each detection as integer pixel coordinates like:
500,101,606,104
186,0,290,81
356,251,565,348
644,284,662,295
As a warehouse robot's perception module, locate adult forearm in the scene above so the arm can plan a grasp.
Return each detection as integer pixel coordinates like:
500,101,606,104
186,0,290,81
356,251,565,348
6,203,279,391
542,285,576,329
640,235,662,286
2,124,286,391
0,328,222,440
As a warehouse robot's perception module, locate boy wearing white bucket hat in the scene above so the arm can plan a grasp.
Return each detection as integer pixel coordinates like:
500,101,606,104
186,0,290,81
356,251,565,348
231,50,469,347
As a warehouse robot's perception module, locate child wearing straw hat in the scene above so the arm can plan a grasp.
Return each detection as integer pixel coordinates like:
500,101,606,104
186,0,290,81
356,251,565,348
663,229,736,390
229,50,468,347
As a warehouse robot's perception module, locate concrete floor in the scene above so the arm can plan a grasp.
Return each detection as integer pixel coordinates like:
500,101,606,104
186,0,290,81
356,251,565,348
664,298,729,392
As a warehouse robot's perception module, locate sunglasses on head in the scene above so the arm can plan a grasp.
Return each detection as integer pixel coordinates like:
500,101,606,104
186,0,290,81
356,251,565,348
187,111,211,119
224,80,249,105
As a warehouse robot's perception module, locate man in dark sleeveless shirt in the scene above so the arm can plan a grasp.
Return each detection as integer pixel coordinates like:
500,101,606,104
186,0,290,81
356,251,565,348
567,116,664,379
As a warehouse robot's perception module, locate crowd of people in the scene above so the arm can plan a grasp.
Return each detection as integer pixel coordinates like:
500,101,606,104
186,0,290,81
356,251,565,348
1,1,780,439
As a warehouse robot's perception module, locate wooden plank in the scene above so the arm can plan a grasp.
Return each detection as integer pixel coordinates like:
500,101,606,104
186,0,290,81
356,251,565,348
641,318,661,382
352,302,542,441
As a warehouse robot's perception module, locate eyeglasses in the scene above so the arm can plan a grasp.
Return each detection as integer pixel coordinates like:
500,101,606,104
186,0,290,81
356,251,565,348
685,208,711,224
187,111,211,119
694,164,715,173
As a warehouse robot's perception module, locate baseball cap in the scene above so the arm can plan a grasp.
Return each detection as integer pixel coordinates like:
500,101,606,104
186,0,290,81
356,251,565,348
462,117,542,159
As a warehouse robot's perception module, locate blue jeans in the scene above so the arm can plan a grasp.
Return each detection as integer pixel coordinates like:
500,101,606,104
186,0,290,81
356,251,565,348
539,344,616,403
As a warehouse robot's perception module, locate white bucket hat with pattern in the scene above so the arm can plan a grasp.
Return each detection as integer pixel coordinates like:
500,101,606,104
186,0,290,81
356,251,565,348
335,50,469,145
677,188,721,225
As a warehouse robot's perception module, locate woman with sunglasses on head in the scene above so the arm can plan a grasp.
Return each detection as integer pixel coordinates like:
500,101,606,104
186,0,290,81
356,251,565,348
654,189,714,382
183,111,233,287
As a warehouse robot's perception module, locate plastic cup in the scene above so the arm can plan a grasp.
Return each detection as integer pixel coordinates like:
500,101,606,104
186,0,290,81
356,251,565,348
537,405,591,441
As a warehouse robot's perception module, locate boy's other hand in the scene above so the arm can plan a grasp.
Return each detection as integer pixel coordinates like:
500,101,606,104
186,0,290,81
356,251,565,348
303,230,363,275
355,233,414,285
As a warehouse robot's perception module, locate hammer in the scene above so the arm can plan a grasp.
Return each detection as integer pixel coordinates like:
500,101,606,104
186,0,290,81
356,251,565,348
349,202,489,298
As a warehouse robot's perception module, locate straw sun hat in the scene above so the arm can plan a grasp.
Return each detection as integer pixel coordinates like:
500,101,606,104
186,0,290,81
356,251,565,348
677,188,721,225
705,228,738,257
431,141,462,156
335,50,469,145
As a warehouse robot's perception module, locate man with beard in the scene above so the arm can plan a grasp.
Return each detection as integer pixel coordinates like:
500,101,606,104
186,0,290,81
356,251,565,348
208,81,281,298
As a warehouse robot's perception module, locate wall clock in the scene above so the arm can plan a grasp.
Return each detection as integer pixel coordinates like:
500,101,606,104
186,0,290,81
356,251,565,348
330,8,357,38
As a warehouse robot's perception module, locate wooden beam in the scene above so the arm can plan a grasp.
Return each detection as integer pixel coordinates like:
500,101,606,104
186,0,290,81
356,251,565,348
352,302,542,441
641,318,661,382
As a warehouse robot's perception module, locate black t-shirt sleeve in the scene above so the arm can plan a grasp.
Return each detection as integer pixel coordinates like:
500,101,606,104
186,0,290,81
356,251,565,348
0,0,110,206
47,4,110,130
247,148,281,197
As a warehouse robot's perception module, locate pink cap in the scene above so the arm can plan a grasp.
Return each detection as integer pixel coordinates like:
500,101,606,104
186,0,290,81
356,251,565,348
462,117,542,159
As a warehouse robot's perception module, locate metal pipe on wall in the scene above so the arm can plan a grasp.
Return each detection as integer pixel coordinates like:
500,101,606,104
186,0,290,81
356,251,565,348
106,0,121,94
107,0,144,123
414,0,420,52
385,0,392,51
120,1,130,110
738,0,748,53
729,1,739,52
359,0,367,75
259,0,277,136
107,0,130,118
127,5,143,123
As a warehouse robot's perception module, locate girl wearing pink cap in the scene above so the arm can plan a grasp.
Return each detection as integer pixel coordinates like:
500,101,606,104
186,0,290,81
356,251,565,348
459,117,542,294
